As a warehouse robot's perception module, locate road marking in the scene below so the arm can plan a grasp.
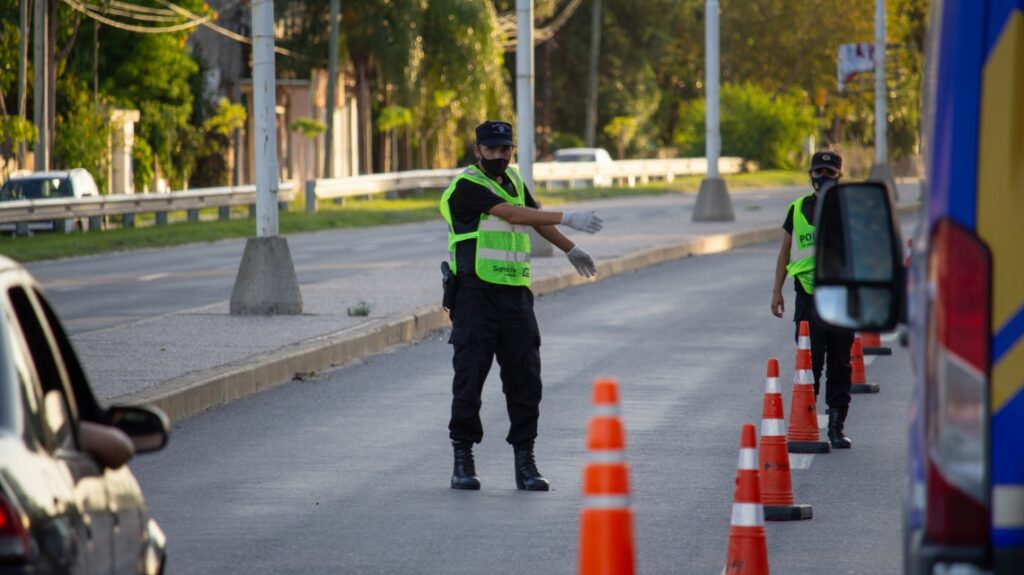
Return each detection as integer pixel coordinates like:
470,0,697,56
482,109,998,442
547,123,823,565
137,273,170,282
790,454,815,469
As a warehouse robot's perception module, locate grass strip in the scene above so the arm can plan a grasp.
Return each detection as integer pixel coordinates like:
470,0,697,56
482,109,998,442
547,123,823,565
0,170,804,263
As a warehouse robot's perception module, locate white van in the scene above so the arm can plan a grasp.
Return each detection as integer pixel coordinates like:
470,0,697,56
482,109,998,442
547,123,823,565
0,168,99,233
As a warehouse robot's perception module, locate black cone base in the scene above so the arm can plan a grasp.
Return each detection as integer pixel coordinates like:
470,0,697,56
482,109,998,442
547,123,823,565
863,347,892,356
765,504,813,521
788,440,831,454
851,383,880,394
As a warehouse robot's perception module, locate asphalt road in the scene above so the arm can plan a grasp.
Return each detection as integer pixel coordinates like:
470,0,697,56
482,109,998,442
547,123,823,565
27,188,815,335
130,241,915,574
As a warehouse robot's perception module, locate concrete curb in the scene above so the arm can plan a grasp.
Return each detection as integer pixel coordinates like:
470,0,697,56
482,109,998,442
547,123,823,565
115,202,920,421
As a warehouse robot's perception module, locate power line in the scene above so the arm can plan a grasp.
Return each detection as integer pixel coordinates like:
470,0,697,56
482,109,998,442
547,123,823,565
498,0,585,51
61,0,211,33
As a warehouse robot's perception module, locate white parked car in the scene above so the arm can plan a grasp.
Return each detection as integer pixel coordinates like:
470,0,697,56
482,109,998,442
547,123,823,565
0,168,99,233
551,147,614,188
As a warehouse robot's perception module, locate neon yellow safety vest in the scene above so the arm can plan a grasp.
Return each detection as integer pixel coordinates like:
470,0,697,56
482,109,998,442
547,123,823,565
786,194,816,294
439,165,532,287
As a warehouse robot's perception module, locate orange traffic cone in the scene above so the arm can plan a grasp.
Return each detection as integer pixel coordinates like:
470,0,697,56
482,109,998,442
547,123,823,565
850,336,880,393
724,423,771,575
859,331,892,356
787,321,830,453
759,359,812,521
579,378,635,575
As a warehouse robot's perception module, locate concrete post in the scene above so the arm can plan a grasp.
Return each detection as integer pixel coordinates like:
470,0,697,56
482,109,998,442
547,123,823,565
230,0,302,316
869,0,898,200
692,0,735,222
33,0,48,171
517,0,553,257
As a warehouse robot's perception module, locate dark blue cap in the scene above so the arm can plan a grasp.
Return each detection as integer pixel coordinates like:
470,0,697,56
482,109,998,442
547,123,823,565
810,151,842,172
475,120,515,146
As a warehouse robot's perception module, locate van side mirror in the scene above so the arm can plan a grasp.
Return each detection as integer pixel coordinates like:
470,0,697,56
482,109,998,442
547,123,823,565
107,405,170,453
813,182,902,332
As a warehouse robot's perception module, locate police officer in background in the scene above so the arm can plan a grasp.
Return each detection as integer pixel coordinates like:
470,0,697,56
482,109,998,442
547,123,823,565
770,151,854,449
439,120,604,491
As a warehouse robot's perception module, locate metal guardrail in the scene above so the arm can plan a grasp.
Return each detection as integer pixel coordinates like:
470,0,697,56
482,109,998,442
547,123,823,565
0,183,296,234
305,157,743,213
0,157,743,229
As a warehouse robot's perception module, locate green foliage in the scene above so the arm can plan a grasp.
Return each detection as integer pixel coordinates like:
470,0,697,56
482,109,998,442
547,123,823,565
203,98,247,140
377,106,413,132
53,77,109,193
290,117,327,139
0,116,36,147
603,116,638,159
132,137,155,193
675,83,817,169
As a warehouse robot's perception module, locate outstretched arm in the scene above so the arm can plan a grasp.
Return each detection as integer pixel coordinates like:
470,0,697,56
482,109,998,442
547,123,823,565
771,232,792,318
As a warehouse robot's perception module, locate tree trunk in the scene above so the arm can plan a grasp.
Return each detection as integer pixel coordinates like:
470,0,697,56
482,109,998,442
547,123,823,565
354,56,373,175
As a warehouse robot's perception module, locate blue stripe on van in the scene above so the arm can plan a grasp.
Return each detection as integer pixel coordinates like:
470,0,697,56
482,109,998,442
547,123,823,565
928,0,986,229
994,527,1024,547
986,1,1024,57
994,304,1024,364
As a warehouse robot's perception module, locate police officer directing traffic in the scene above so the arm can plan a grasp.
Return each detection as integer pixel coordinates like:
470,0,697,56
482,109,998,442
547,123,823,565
439,120,603,491
771,151,854,449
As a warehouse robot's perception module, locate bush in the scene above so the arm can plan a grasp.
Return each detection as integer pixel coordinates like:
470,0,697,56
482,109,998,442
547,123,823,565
674,83,817,169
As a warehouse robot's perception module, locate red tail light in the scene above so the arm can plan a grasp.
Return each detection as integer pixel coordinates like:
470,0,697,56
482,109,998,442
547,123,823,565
924,219,991,545
0,494,30,564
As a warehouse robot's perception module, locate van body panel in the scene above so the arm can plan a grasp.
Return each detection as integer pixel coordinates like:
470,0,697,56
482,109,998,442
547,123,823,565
978,7,1024,550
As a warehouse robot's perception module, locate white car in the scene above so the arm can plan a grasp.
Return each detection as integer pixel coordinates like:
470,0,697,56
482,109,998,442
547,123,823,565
551,147,614,188
0,168,99,233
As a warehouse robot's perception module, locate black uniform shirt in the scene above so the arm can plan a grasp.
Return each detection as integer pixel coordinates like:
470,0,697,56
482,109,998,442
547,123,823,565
448,168,539,289
782,192,817,297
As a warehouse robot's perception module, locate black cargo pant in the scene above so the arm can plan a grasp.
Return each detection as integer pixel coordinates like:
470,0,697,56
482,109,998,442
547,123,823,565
794,291,853,409
448,286,542,446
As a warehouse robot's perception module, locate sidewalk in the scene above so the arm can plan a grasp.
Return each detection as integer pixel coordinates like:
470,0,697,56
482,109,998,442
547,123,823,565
77,182,921,421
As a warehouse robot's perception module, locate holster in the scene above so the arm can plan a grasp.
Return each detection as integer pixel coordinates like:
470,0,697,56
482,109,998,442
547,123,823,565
441,261,459,315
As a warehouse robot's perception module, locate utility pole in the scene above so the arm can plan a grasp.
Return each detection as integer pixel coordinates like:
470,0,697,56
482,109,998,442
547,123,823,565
584,0,601,147
17,0,29,165
33,0,48,171
868,0,898,200
323,0,340,178
517,0,551,257
692,0,734,222
229,0,302,315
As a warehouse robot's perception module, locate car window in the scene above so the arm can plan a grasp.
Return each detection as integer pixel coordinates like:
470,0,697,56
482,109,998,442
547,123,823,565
0,177,71,201
4,294,70,453
6,286,79,439
33,289,103,421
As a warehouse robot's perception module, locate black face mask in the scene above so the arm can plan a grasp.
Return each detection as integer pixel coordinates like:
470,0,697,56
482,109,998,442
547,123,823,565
812,175,837,193
480,157,509,178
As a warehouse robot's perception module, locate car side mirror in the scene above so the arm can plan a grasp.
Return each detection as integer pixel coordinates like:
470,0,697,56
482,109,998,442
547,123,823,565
107,405,170,453
813,182,902,332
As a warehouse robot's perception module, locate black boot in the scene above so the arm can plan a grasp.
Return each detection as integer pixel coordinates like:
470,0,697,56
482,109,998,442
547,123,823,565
451,442,481,490
514,443,550,491
827,407,852,449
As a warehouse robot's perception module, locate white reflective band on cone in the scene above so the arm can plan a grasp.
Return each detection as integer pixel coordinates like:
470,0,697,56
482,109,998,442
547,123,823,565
760,418,786,437
994,485,1024,528
582,495,631,510
798,335,811,349
591,405,620,417
763,377,781,393
737,448,757,470
587,450,627,463
796,370,814,385
730,503,765,527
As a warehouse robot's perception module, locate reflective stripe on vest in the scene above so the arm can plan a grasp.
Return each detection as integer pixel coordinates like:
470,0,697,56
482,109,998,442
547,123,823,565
786,194,816,294
438,165,532,287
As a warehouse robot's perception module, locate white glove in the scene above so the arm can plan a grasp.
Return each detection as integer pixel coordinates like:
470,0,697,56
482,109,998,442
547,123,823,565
560,210,604,233
566,245,597,278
